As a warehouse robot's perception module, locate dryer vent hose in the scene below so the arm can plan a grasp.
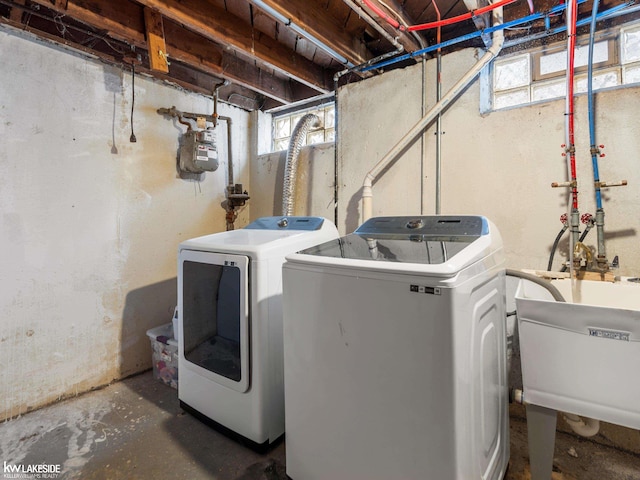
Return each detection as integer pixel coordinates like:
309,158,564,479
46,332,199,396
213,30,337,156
282,114,320,216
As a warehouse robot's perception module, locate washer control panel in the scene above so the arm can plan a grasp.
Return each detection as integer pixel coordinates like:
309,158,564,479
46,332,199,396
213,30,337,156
356,215,488,237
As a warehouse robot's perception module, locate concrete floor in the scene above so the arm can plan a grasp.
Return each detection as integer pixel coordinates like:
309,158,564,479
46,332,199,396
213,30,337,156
1,372,639,480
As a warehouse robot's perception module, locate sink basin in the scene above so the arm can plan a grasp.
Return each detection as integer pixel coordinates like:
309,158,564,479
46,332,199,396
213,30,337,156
515,277,640,429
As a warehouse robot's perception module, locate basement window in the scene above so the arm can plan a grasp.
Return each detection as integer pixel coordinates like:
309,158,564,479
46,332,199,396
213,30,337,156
272,104,335,152
487,21,640,111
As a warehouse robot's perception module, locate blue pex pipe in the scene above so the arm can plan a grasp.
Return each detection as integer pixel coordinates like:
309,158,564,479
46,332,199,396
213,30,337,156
588,0,603,209
359,0,634,73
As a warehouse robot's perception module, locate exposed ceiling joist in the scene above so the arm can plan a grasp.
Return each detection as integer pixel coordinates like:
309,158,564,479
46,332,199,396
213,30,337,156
8,0,24,20
23,0,315,105
135,0,333,93
4,0,616,112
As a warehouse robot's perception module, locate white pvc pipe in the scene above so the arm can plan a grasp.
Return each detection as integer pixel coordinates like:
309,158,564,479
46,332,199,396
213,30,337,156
361,4,505,223
563,413,601,437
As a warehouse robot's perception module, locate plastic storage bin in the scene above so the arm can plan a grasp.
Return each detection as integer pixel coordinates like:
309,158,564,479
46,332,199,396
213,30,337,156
146,323,178,389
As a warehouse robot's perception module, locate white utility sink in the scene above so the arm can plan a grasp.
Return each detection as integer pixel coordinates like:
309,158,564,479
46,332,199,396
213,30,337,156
516,276,640,429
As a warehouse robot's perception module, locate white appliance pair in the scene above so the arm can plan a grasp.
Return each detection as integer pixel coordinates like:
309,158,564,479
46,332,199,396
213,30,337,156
177,216,338,449
282,215,510,480
178,213,509,480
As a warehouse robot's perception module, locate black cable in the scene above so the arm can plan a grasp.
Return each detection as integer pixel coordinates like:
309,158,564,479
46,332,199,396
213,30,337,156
547,224,568,271
130,62,137,143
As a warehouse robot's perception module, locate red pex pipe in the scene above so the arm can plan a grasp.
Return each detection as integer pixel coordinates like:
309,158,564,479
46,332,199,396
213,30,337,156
361,0,401,29
567,0,579,210
407,0,517,32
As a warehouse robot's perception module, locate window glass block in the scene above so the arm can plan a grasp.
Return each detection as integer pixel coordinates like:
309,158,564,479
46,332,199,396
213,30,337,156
274,117,290,139
574,42,609,68
575,70,619,93
325,106,335,128
308,130,325,145
532,79,566,101
494,55,530,90
540,50,567,76
494,88,530,109
325,129,335,142
274,138,289,151
623,64,640,84
622,26,640,64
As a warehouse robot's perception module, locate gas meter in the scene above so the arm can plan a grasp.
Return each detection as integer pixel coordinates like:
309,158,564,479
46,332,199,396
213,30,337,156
179,129,219,174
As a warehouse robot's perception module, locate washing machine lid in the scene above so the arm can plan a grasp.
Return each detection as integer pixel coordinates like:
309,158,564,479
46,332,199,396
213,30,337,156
179,216,338,258
290,215,501,277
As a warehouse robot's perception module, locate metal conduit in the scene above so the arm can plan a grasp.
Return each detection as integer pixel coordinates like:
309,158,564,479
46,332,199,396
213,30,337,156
251,0,354,67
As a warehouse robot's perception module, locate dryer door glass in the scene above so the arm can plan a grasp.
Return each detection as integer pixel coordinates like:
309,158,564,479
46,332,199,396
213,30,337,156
180,252,250,393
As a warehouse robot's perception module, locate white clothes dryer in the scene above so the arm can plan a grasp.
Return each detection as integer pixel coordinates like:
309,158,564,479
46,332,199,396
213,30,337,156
178,216,338,449
283,215,509,479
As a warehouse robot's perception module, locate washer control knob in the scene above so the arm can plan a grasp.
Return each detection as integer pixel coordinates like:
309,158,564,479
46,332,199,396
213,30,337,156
406,219,423,229
278,218,289,228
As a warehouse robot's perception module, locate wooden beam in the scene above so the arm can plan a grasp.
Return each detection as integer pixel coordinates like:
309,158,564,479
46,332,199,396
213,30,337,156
0,14,263,107
9,0,26,22
26,0,315,105
29,0,146,44
163,19,299,104
135,0,332,93
143,7,169,73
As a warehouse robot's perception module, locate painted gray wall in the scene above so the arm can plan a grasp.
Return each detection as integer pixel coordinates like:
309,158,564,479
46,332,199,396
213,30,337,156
0,26,251,420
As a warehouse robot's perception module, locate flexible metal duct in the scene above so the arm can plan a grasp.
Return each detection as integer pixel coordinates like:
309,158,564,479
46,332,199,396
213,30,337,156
282,114,320,216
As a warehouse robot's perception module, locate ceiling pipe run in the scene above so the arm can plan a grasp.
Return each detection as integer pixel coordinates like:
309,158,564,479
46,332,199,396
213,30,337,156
361,3,505,223
343,0,403,50
250,0,355,68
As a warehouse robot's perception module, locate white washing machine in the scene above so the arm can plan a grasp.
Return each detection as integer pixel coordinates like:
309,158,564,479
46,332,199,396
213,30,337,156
283,215,509,479
177,216,338,449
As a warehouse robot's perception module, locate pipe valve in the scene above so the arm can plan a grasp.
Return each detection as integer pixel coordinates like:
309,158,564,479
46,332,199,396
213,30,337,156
581,213,594,225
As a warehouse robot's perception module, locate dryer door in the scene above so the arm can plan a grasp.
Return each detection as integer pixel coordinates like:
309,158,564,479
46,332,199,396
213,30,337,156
179,250,250,393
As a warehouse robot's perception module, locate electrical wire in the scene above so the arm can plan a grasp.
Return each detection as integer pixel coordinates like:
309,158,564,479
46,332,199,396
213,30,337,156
130,62,137,143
